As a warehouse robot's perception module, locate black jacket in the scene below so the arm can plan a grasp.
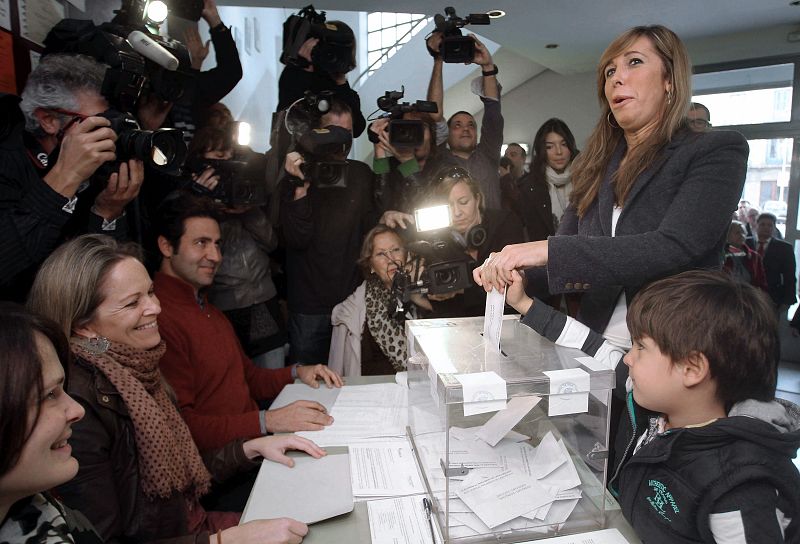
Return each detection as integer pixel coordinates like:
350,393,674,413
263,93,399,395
610,394,800,543
279,159,377,314
515,170,556,242
0,94,128,302
58,356,258,544
747,237,797,306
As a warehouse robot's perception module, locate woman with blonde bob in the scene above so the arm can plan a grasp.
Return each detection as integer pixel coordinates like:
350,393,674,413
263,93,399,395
27,234,321,544
476,25,748,347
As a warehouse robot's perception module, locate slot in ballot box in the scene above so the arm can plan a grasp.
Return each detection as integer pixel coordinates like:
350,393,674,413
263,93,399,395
406,315,615,543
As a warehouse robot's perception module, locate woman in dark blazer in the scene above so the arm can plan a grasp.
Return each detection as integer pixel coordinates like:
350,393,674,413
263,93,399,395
476,25,748,339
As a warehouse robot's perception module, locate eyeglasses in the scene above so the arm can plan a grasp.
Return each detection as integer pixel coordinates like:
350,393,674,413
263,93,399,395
373,247,405,260
688,118,712,129
435,166,472,183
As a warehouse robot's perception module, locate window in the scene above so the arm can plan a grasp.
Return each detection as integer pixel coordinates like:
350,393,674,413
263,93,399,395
366,12,430,76
693,59,800,321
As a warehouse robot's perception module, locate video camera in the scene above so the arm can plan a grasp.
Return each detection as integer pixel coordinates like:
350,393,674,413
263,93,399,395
185,157,267,208
44,16,195,109
432,6,490,63
281,5,355,75
390,204,485,315
367,87,438,149
284,91,352,189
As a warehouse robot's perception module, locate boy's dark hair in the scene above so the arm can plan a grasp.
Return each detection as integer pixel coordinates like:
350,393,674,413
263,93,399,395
155,191,223,254
0,303,71,477
627,270,778,410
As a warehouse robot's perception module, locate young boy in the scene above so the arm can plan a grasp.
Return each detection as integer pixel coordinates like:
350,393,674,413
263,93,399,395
506,269,800,543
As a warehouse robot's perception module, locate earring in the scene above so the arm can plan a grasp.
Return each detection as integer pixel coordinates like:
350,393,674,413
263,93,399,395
666,89,673,105
77,335,110,354
606,111,620,129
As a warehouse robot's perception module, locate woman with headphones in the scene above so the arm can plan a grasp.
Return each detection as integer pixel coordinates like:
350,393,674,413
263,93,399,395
427,166,525,318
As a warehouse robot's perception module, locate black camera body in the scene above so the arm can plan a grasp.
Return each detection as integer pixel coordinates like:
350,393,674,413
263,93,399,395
367,87,438,149
281,5,355,75
90,110,186,183
294,125,351,189
283,91,352,189
186,157,267,208
433,6,490,64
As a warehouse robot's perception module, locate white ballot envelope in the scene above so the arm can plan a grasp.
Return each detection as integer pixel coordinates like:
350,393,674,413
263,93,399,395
241,452,354,525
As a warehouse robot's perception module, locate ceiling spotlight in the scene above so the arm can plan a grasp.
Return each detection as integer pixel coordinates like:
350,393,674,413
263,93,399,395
146,0,169,24
487,9,505,18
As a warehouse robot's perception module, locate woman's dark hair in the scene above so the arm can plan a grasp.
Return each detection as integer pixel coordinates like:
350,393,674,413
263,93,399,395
0,303,71,477
187,126,233,162
529,118,579,183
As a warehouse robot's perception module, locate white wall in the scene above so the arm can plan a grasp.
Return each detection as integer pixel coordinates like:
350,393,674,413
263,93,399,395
194,7,362,152
474,69,600,154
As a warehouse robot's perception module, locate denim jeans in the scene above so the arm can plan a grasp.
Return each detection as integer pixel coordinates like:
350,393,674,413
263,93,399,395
288,312,333,365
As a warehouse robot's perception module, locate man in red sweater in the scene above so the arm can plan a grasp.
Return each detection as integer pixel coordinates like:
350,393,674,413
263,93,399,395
153,192,343,451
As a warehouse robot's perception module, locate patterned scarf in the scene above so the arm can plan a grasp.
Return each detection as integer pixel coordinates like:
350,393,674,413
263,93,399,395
70,338,211,501
0,494,73,544
364,276,407,372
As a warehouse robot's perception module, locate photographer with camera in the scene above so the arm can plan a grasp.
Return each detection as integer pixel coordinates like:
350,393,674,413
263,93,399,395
280,99,377,366
172,0,243,143
329,224,432,377
185,126,287,369
0,54,143,302
425,166,523,318
426,21,504,210
277,8,365,137
369,89,443,214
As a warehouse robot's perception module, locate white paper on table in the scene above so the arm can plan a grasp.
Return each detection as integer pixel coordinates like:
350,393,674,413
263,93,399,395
367,496,440,544
483,287,506,352
455,371,507,416
349,441,425,497
543,368,590,416
455,469,554,528
475,396,541,446
531,431,565,479
296,384,407,446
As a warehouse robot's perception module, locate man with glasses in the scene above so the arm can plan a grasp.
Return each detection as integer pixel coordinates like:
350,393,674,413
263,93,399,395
0,53,143,302
688,102,712,132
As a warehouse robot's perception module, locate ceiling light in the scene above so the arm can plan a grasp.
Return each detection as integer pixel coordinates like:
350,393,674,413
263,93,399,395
487,10,505,19
546,43,559,49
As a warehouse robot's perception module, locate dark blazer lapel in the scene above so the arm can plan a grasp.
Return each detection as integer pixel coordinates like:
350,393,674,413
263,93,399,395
622,130,690,212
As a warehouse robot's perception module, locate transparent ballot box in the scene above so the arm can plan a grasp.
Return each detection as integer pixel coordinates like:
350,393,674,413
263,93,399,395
406,315,615,543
